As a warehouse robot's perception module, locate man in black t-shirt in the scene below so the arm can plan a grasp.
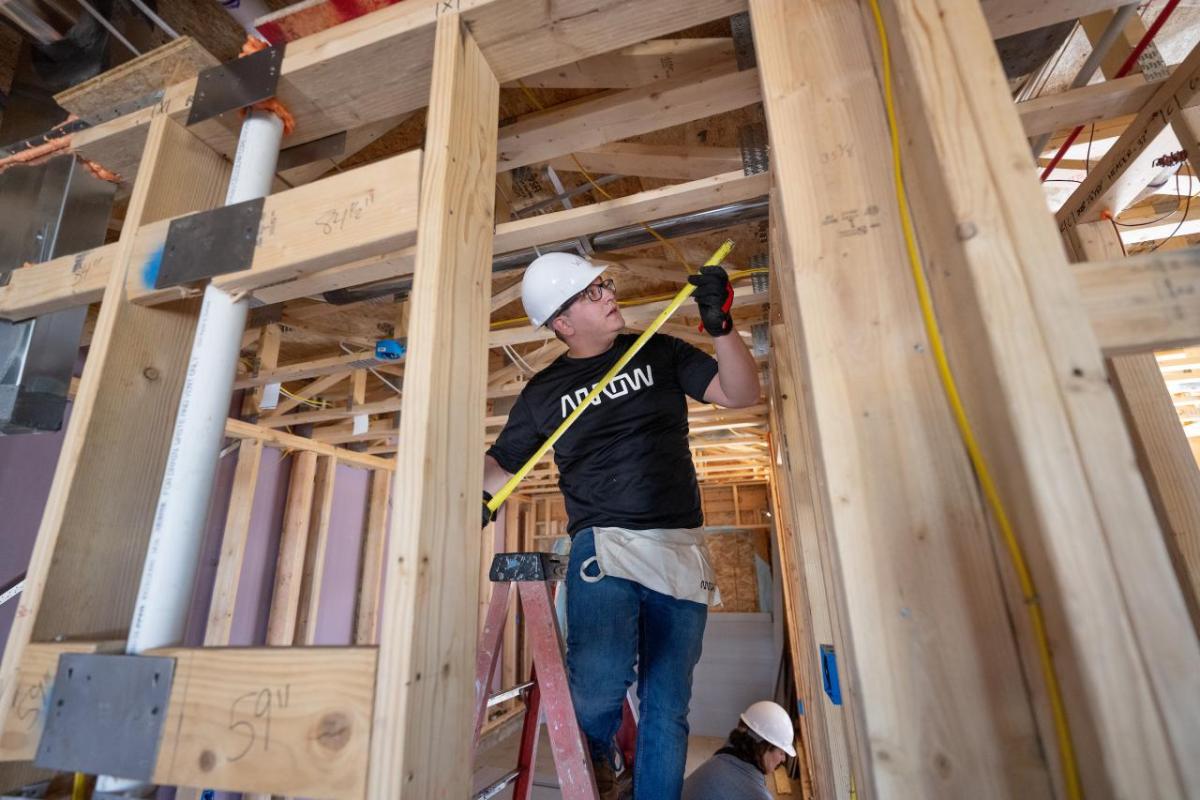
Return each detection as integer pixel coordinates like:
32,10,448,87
483,251,760,800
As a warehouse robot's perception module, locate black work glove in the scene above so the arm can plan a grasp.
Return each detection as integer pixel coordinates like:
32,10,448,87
482,490,497,528
688,265,734,337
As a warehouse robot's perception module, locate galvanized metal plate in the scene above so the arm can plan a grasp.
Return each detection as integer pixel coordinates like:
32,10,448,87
35,654,175,780
276,130,348,172
187,45,284,127
155,197,264,289
489,552,568,583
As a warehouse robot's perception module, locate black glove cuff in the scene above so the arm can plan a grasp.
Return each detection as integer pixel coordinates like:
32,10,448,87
482,490,498,523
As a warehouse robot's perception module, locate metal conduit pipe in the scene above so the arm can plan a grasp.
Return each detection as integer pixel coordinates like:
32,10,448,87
1029,3,1140,158
322,196,770,304
95,108,284,796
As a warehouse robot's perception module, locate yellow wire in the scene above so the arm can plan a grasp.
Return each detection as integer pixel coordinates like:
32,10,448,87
72,773,86,800
865,2,1081,797
516,82,697,274
487,239,735,511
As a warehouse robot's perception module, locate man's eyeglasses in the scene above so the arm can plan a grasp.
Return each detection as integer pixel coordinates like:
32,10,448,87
549,278,616,323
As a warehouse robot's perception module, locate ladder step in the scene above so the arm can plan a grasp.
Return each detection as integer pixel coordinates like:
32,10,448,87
475,769,520,800
487,680,535,708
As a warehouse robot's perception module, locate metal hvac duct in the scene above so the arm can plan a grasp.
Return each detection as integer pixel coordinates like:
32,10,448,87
322,195,770,305
0,154,115,434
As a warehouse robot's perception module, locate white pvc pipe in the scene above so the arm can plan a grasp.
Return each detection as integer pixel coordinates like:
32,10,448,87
95,109,282,794
129,109,282,654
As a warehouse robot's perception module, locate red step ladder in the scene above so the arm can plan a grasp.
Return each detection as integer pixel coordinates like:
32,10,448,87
473,552,634,800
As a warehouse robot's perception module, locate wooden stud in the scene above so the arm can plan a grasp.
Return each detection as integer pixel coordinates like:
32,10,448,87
204,439,265,645
868,0,1200,793
354,469,392,645
243,325,282,418
295,455,338,644
0,111,231,744
1070,221,1200,631
367,12,499,798
750,1,1054,795
266,451,319,646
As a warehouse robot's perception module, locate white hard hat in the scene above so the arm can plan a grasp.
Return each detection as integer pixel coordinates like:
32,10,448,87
740,701,796,757
521,251,607,328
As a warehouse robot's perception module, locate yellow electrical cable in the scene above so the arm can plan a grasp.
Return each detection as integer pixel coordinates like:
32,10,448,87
72,773,86,800
487,239,735,512
516,82,698,275
864,2,1081,797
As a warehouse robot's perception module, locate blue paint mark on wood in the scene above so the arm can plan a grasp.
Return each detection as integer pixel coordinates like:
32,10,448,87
142,245,165,289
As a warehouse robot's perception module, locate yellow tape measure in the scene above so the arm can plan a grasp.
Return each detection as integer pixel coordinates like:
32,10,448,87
487,239,737,512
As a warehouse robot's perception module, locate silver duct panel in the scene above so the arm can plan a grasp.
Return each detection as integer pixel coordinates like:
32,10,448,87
0,154,115,434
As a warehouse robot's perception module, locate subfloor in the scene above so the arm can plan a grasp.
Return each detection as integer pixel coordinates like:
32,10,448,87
474,719,788,798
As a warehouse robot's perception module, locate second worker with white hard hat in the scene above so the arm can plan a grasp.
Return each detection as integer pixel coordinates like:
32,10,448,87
681,700,798,800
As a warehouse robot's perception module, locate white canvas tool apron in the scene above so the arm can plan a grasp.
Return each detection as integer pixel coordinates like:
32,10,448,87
581,526,722,607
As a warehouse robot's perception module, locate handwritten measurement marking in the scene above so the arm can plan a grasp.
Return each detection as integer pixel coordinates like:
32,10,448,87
821,205,882,238
314,190,375,235
226,684,291,762
8,670,51,732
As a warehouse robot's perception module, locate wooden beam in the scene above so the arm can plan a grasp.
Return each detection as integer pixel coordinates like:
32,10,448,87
262,371,351,418
1074,246,1200,354
260,396,403,429
53,37,217,120
510,37,734,89
368,13,498,798
149,646,375,799
547,142,744,182
266,451,319,647
0,151,420,322
0,110,231,745
234,351,384,390
871,0,1200,793
497,63,760,171
1070,222,1200,633
979,0,1127,39
295,455,338,644
751,0,1063,795
69,0,749,190
1017,73,1159,139
354,470,392,645
204,439,264,645
224,418,394,471
1057,42,1200,234
494,170,769,255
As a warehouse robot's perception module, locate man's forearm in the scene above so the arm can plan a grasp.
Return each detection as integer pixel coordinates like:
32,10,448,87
483,453,513,497
713,327,761,406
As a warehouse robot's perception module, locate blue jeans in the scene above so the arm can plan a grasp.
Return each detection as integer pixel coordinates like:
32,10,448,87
566,528,708,800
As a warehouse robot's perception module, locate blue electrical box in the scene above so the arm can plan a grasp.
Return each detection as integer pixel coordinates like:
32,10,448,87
375,338,407,361
820,644,842,706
